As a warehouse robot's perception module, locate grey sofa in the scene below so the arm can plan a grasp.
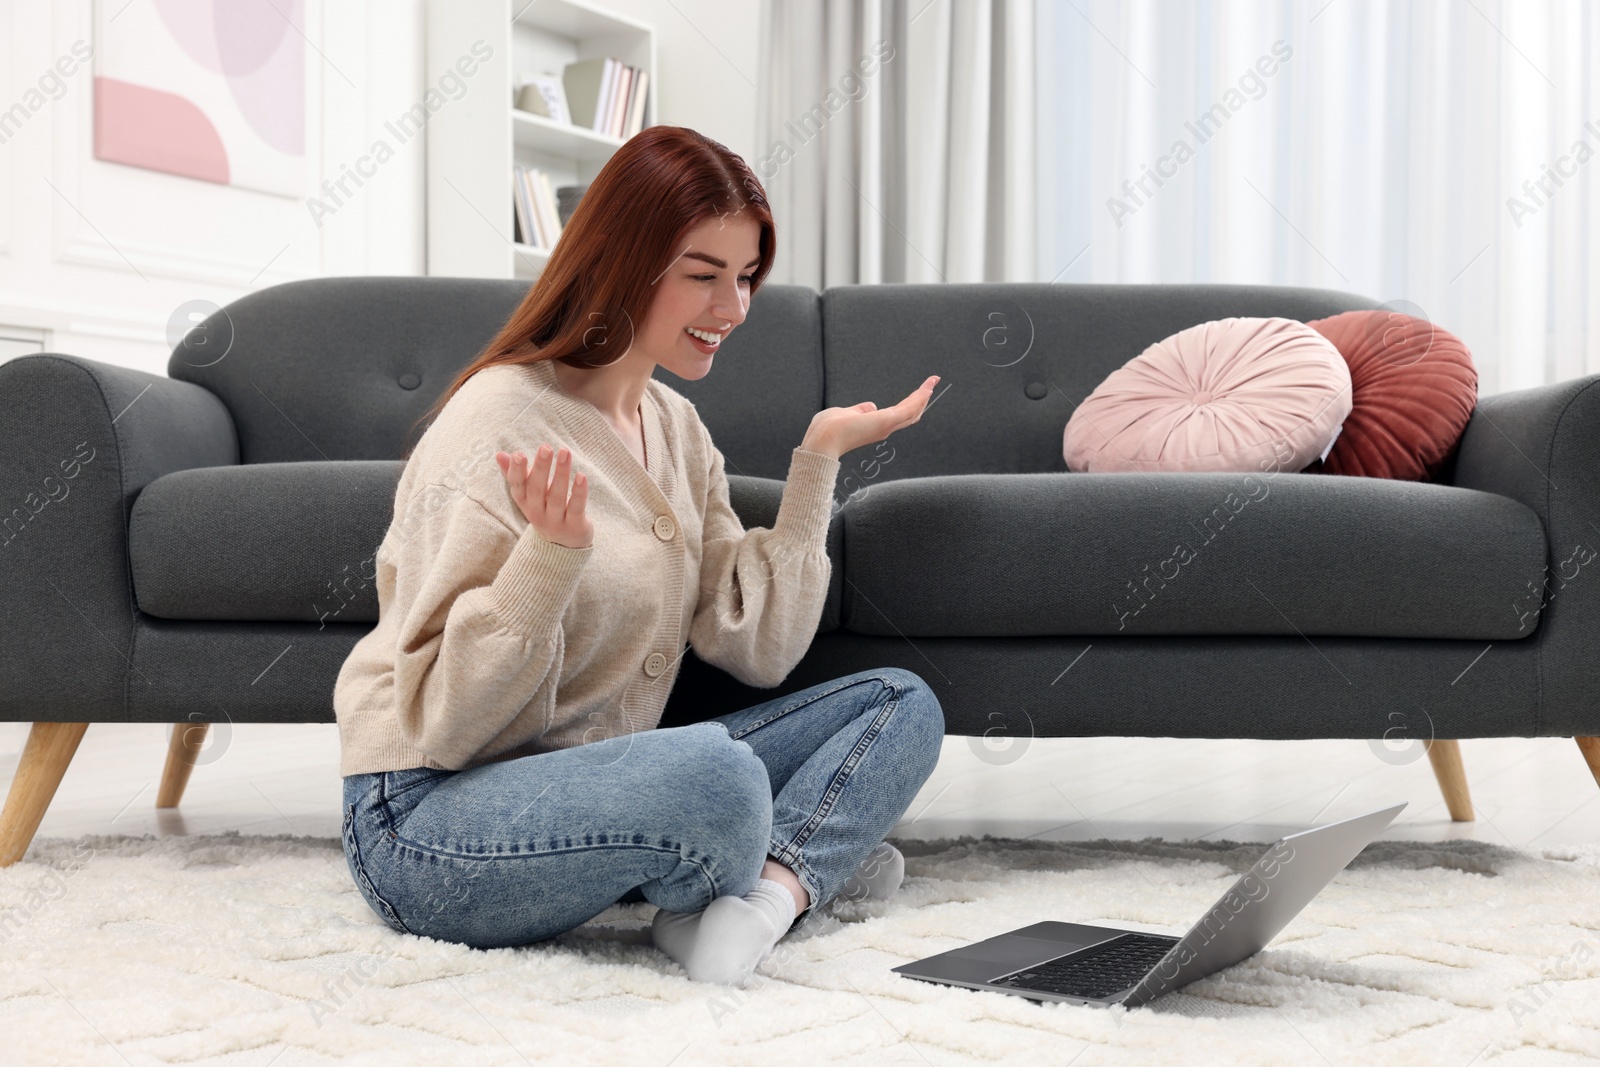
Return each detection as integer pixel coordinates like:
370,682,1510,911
4,276,1598,866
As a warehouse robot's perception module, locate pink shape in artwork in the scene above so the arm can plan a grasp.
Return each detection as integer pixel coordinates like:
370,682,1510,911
151,0,290,75
150,0,304,156
220,1,305,156
94,77,230,185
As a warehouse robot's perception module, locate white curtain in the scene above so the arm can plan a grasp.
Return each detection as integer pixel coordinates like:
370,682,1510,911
757,0,1037,287
1035,0,1600,397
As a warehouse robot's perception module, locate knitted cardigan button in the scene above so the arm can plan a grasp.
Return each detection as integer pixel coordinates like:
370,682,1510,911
654,515,675,540
644,652,667,677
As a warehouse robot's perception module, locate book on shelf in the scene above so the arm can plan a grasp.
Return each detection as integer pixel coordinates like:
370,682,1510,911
535,170,560,251
512,166,538,248
627,68,649,138
513,164,564,251
560,57,649,139
610,64,631,139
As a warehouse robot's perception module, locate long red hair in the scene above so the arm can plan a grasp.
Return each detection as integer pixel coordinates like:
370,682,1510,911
403,125,777,459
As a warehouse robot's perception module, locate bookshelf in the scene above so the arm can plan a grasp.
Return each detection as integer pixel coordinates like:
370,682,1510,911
425,0,656,280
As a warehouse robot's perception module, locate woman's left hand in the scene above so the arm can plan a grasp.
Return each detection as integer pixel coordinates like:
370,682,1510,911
801,375,940,460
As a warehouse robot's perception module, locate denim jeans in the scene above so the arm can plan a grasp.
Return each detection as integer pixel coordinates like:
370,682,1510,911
340,667,944,949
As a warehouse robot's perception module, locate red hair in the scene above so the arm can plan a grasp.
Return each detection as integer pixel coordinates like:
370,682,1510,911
404,125,776,458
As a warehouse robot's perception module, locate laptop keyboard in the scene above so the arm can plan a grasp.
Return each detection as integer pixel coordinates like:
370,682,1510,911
991,933,1179,1000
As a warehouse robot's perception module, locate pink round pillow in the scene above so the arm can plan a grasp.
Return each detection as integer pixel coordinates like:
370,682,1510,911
1063,317,1352,473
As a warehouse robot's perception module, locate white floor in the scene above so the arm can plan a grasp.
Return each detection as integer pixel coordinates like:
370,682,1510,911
4,722,1597,852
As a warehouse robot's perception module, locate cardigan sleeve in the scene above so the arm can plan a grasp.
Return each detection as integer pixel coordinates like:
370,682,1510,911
387,486,592,768
687,442,841,688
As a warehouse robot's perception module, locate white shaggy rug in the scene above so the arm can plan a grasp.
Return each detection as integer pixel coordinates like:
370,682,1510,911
3,831,1599,1066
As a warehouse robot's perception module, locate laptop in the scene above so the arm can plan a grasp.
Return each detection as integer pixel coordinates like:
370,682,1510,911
892,801,1405,1008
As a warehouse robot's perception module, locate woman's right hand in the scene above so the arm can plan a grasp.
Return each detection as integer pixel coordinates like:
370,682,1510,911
495,445,594,549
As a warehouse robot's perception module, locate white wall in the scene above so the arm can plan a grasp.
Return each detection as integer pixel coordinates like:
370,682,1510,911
0,0,760,376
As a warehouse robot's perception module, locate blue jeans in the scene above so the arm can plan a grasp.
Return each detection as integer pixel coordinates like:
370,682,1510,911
340,667,944,949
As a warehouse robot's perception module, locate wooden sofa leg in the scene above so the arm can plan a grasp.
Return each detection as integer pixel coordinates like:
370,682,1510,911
1425,738,1474,822
0,722,90,867
1577,738,1600,790
156,721,209,809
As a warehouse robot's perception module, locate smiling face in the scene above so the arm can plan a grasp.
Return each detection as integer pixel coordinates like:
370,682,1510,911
639,213,762,380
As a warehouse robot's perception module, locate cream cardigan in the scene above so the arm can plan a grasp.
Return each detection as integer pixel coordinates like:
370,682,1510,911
333,357,841,776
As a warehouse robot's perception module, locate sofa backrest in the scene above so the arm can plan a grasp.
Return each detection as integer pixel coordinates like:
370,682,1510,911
169,277,530,463
169,277,826,473
819,282,1381,484
173,277,1380,479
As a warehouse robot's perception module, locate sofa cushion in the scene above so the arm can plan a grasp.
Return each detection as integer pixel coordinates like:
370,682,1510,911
129,461,847,632
1062,317,1351,474
130,462,403,624
1302,310,1479,481
840,470,1547,639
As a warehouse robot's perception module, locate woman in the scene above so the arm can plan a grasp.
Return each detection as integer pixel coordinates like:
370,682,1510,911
334,125,944,986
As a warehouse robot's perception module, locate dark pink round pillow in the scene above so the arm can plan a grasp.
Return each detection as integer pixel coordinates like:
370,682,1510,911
1302,311,1478,481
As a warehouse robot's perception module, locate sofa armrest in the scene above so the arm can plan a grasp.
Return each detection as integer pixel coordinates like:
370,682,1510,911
1449,372,1600,734
0,354,237,722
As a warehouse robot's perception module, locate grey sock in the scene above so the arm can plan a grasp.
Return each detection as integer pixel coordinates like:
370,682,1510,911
651,878,796,986
838,841,905,903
